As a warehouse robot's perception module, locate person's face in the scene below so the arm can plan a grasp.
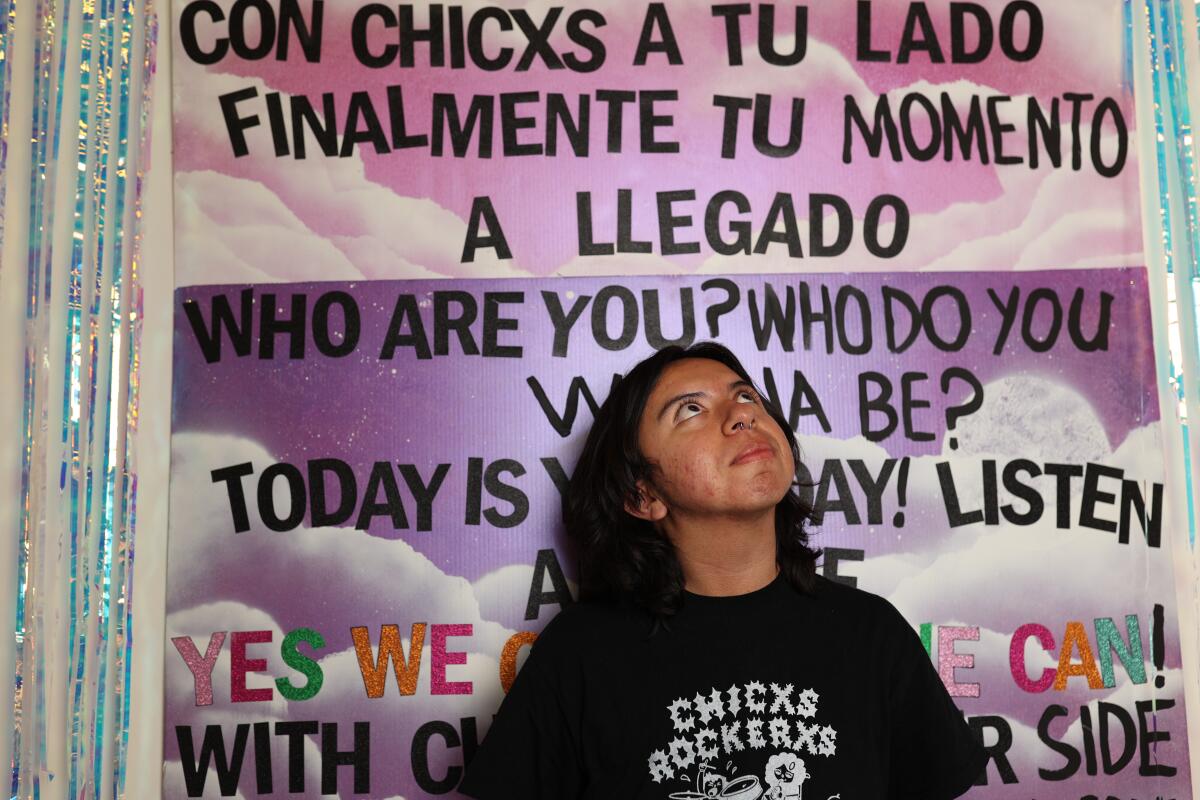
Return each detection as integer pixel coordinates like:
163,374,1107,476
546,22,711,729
627,358,796,524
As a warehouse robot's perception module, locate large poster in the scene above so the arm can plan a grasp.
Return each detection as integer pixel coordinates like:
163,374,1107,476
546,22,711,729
167,1,1187,799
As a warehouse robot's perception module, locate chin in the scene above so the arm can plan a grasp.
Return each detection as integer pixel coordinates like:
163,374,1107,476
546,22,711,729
747,472,795,503
732,490,789,515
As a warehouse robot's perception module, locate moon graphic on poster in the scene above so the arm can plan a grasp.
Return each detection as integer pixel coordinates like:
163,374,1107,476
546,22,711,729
948,374,1110,462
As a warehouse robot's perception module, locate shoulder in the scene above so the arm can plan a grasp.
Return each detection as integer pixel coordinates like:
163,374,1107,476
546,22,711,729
525,598,653,665
809,574,908,623
806,576,921,651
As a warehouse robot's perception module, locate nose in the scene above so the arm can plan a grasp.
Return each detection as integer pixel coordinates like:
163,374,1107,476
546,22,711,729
725,398,756,433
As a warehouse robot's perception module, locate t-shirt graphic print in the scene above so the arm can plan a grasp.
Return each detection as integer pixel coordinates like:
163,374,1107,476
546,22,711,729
648,681,838,800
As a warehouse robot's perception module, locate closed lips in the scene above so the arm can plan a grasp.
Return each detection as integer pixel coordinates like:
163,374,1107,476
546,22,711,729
732,442,773,464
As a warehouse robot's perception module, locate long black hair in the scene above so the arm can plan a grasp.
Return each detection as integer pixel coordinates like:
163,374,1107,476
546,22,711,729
563,341,820,620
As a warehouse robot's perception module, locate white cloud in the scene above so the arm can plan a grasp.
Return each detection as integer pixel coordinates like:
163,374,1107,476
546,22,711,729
472,562,578,632
176,170,364,284
921,128,1138,272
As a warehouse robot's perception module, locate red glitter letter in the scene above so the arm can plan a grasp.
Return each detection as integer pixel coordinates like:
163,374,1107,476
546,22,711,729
1009,623,1056,693
231,629,274,702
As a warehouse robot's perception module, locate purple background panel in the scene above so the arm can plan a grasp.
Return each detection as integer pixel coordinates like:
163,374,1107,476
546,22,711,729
165,269,1188,799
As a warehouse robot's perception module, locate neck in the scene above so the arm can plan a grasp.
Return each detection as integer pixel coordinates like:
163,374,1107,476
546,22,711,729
662,508,779,596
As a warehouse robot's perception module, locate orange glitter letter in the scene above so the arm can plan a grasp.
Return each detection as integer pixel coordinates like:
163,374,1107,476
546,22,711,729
350,622,427,698
499,632,538,693
1053,620,1104,691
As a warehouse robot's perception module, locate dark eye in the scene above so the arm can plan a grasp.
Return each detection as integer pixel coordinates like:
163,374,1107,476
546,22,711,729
676,401,702,421
737,390,757,403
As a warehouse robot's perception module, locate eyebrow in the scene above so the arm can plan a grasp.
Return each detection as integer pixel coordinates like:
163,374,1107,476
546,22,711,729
656,379,755,422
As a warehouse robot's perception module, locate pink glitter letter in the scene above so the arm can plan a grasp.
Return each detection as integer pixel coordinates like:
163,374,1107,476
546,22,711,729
937,626,980,697
431,624,474,695
171,631,226,706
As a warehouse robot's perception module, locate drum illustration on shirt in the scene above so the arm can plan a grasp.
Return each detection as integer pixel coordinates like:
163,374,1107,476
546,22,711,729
648,681,840,800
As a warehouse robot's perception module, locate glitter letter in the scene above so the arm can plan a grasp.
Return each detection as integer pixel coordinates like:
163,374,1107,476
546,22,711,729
171,631,226,706
499,631,538,693
938,626,980,697
1094,614,1146,688
431,623,474,695
351,623,426,698
1054,620,1104,690
276,627,326,701
230,630,274,702
1009,622,1056,693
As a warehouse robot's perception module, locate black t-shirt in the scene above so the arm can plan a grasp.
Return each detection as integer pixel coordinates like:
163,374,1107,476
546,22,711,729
460,573,986,799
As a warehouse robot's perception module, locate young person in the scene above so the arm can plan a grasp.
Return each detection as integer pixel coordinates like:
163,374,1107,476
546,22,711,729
460,342,986,799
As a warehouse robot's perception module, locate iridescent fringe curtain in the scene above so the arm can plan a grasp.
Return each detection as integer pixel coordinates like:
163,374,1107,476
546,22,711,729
1142,0,1200,549
1135,16,1200,765
1,1,1199,799
0,0,156,796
